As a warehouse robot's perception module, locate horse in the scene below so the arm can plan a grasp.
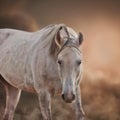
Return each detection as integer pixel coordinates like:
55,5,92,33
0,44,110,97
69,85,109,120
0,24,85,120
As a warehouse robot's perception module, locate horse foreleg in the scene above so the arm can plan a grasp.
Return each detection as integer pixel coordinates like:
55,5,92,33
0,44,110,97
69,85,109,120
3,84,21,120
37,90,52,120
74,86,85,120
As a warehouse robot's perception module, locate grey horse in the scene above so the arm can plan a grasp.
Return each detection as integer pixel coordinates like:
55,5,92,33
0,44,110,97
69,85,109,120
0,24,84,120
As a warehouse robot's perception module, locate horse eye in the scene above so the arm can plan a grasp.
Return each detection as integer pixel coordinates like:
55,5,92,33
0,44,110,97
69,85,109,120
58,60,62,65
77,60,81,66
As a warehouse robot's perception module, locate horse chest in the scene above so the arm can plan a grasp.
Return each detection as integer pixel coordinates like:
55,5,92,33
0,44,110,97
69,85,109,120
42,74,62,95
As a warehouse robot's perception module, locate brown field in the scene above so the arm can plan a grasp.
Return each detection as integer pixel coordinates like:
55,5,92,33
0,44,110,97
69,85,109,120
1,71,120,120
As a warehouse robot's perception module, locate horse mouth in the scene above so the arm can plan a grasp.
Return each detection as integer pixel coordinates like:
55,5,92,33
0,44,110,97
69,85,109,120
64,99,74,103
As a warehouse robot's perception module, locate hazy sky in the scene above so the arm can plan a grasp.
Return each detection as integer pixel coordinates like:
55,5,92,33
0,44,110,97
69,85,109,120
0,0,120,29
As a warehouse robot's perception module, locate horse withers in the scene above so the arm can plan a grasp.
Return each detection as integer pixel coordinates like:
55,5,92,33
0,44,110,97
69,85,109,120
0,24,85,120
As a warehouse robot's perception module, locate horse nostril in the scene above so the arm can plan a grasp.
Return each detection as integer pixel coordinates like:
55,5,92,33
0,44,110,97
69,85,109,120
61,94,65,100
72,94,75,100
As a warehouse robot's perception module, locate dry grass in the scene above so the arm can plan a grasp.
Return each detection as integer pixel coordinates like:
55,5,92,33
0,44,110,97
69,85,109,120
81,76,120,120
1,71,120,120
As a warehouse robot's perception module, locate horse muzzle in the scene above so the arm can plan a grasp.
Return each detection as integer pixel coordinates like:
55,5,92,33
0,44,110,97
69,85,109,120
61,92,75,103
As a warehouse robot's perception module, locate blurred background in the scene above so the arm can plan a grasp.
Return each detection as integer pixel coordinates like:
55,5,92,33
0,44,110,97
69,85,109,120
0,0,120,120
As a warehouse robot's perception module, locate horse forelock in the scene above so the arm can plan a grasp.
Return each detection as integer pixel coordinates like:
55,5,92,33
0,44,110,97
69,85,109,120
57,38,81,56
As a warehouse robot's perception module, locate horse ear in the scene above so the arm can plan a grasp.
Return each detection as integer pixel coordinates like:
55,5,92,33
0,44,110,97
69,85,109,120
55,27,68,48
78,32,83,45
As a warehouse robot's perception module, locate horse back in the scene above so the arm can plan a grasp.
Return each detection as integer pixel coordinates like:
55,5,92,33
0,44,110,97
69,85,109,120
0,29,30,46
0,29,12,45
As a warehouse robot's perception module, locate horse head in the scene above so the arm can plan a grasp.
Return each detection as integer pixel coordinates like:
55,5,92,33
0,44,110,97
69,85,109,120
55,26,83,103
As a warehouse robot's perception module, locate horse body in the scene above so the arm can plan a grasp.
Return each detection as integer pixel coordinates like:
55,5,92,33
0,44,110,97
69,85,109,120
0,25,59,92
0,24,84,120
